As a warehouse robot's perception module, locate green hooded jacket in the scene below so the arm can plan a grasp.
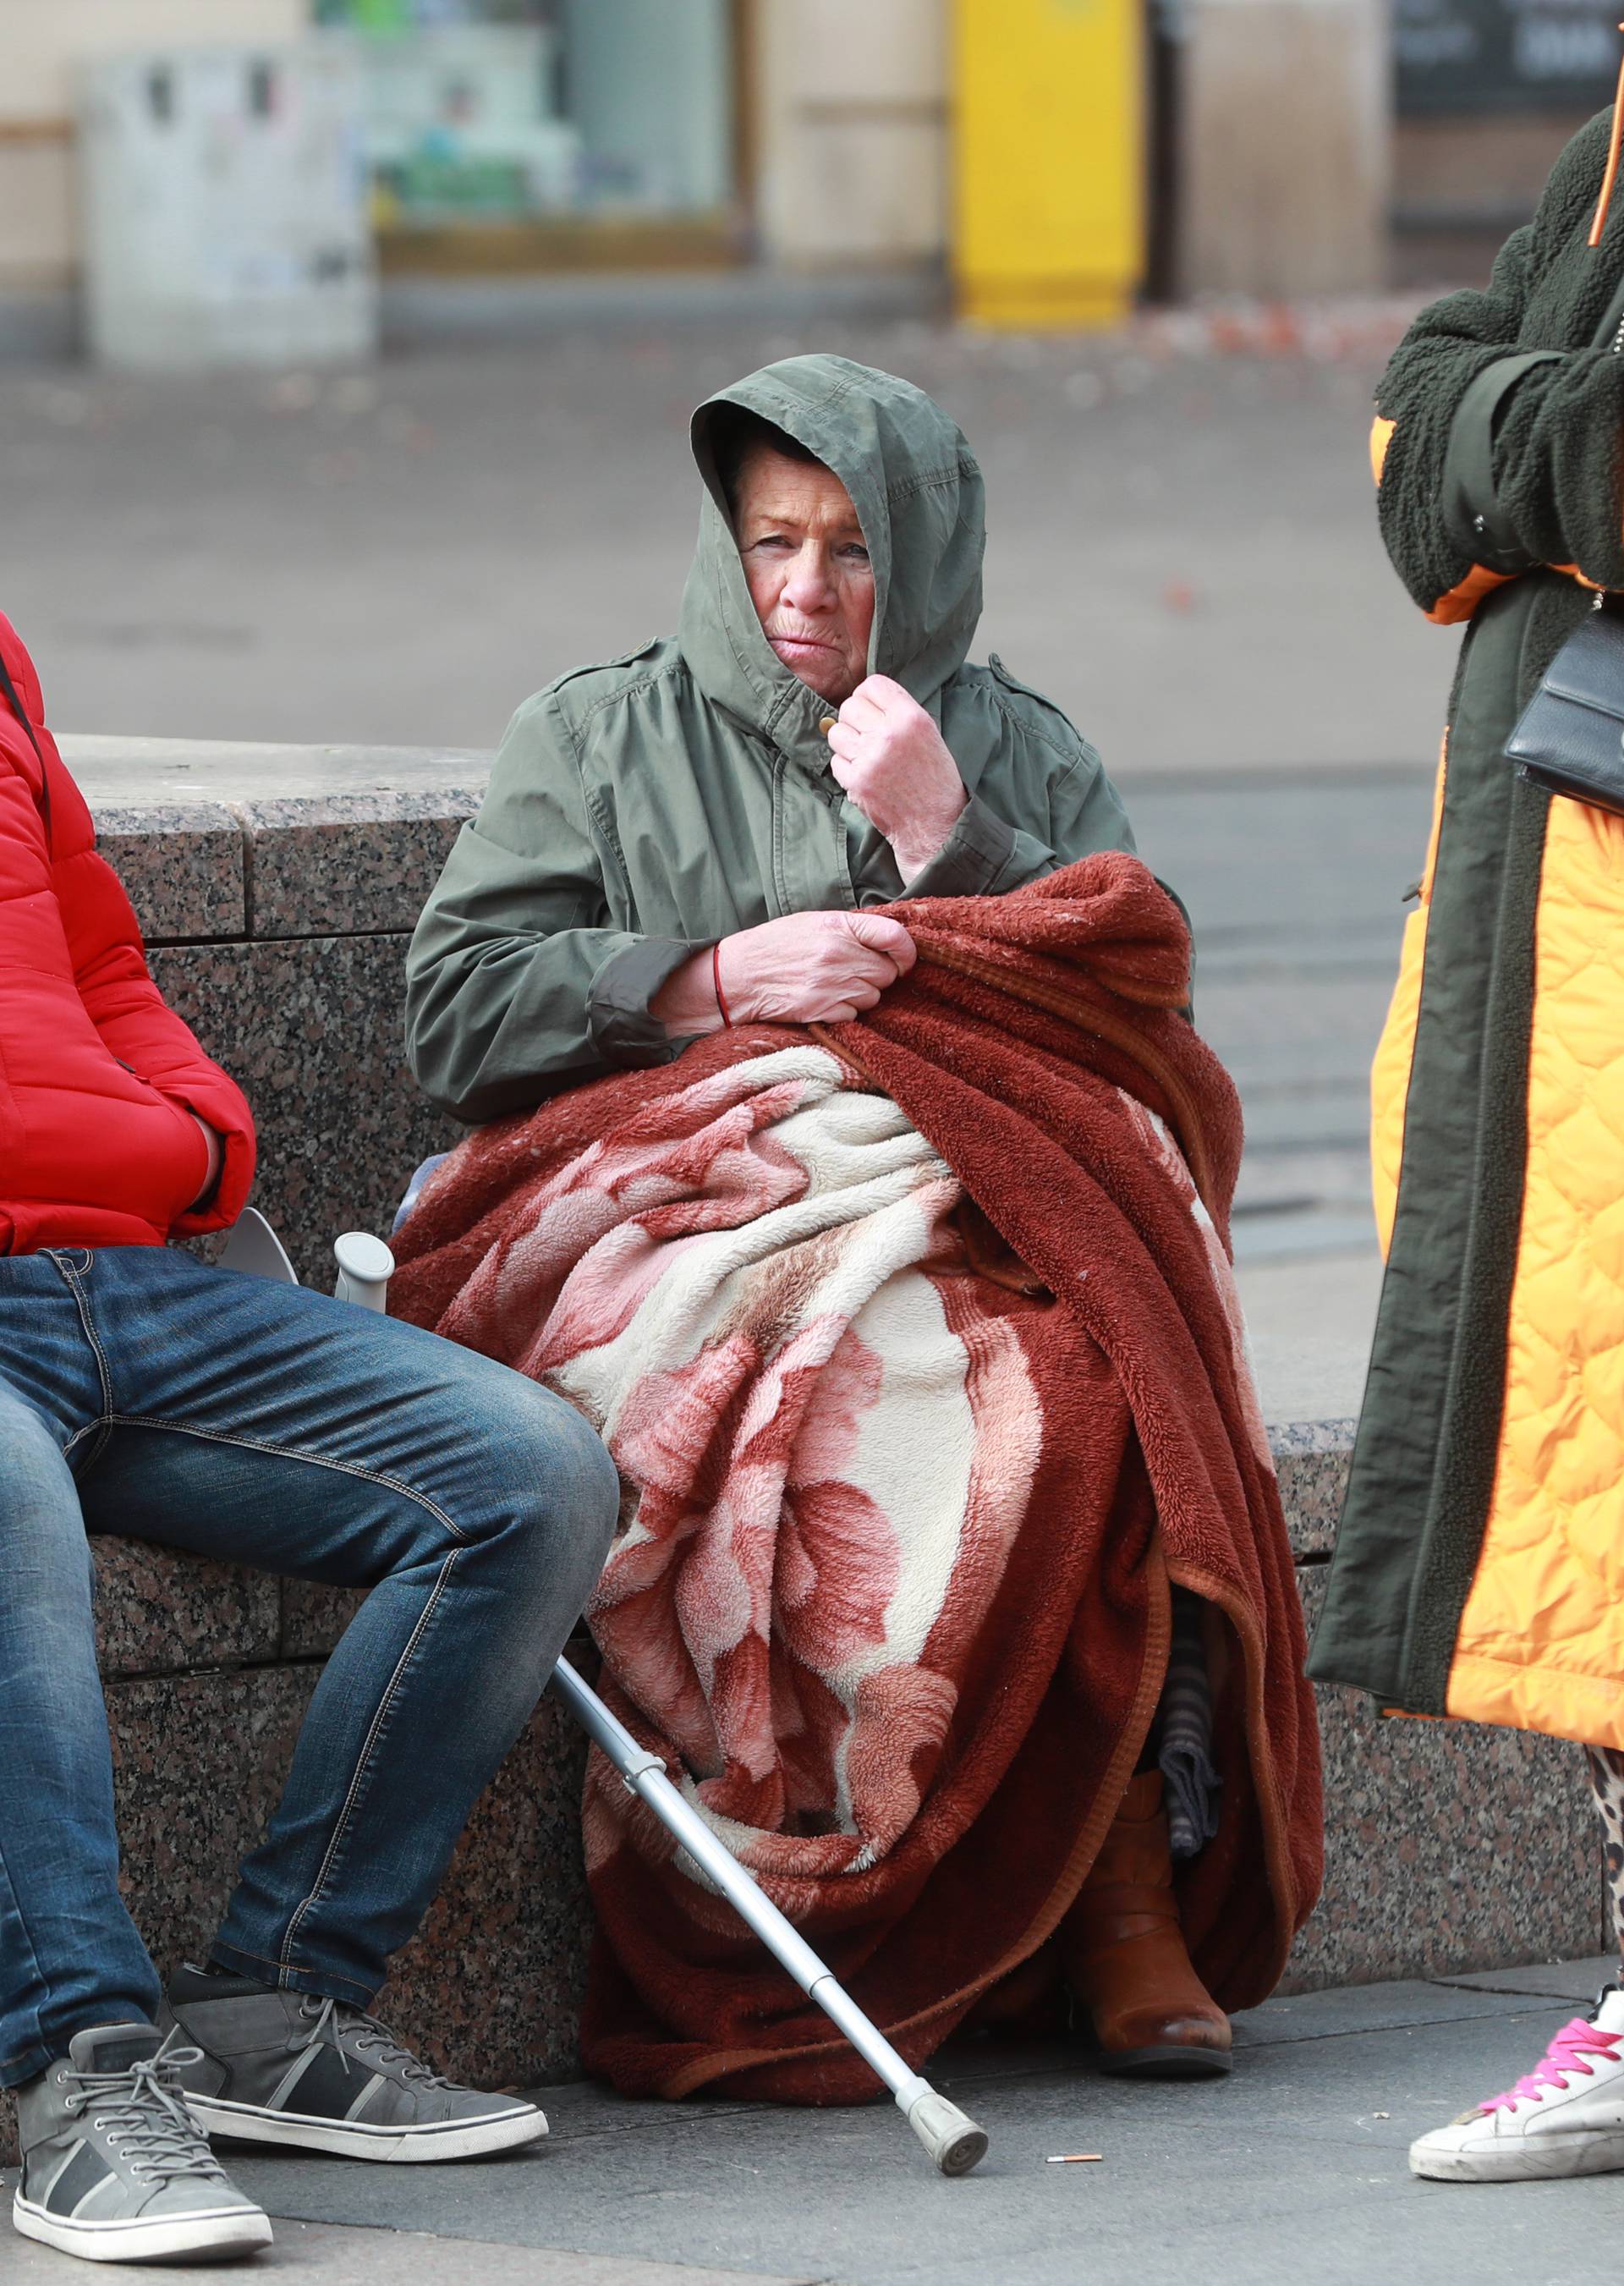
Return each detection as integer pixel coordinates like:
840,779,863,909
405,354,1138,1123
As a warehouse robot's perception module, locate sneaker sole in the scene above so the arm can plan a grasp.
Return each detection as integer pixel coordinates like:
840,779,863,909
13,2189,272,2263
188,2093,549,2163
1410,2135,1624,2184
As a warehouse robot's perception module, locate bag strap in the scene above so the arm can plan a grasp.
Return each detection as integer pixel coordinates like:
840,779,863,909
0,646,52,852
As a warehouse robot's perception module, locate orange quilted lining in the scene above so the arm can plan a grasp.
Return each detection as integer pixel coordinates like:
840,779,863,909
1446,794,1624,1747
1371,739,1449,1257
1369,415,1395,486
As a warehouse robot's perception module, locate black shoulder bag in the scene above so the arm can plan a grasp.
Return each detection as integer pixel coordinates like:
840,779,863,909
0,646,52,850
1504,281,1624,816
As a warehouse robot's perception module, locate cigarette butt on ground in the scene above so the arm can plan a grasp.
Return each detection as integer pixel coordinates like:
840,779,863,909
1045,2153,1104,2164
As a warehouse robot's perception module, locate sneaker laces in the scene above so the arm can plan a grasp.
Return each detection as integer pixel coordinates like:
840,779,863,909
64,2049,224,2184
1482,2018,1623,2113
297,1996,453,2089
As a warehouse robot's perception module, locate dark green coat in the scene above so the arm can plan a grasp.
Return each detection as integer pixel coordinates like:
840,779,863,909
1310,109,1624,1734
405,354,1135,1123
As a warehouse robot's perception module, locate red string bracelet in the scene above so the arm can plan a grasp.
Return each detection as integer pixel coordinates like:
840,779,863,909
712,941,733,1028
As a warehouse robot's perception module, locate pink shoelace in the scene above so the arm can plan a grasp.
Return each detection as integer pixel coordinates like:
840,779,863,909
1484,2019,1623,2112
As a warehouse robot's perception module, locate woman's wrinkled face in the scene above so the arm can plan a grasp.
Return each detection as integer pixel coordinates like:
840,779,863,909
732,445,875,705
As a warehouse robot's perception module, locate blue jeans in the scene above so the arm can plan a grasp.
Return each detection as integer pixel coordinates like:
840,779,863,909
0,1245,618,2091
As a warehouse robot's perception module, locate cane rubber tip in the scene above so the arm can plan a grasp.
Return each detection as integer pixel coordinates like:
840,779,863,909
334,1231,395,1283
904,2087,988,2177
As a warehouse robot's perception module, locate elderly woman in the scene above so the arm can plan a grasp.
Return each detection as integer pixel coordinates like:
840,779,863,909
403,357,1316,2097
406,364,1134,1107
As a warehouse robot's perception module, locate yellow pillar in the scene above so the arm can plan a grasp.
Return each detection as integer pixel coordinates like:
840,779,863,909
953,0,1144,331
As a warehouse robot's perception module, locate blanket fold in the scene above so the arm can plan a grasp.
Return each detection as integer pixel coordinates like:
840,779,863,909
392,855,1322,2102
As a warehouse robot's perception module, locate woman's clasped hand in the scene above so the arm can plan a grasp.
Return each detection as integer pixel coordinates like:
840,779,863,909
718,909,917,1025
652,909,917,1035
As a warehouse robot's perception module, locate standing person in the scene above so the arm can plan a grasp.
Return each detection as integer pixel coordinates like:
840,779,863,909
0,612,619,2266
1309,90,1624,2182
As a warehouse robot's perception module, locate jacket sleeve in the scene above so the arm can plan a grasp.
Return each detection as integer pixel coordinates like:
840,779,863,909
1373,108,1624,624
54,844,256,1233
901,717,1136,902
405,692,702,1124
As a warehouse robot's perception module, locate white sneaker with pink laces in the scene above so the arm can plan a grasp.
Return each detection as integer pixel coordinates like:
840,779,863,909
1410,1987,1624,2183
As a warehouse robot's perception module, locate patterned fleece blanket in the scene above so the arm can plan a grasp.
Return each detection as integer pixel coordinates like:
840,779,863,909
392,855,1323,2102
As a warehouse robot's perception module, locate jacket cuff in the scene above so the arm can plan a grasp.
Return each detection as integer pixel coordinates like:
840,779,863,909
161,1072,257,1235
1440,350,1566,574
588,937,707,1069
898,795,1021,899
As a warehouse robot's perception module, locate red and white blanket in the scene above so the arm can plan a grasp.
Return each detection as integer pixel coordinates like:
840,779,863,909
392,856,1323,2102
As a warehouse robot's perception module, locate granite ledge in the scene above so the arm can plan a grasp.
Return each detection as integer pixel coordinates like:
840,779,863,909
64,734,494,809
1267,1417,1355,1559
96,1421,1355,1674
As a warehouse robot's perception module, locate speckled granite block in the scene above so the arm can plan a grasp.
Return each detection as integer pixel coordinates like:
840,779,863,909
280,1577,368,1659
381,1692,592,2091
90,803,246,942
148,935,458,1287
91,1536,280,1680
1284,1565,1608,1993
1270,1420,1356,1558
238,790,482,940
106,1666,315,1979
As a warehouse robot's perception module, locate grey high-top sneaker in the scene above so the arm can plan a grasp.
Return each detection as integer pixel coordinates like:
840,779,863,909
12,2022,272,2264
158,1966,548,2163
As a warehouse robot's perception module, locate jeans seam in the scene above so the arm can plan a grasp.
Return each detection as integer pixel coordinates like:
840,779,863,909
277,1547,462,1981
211,1942,372,1999
52,1252,114,1471
96,1415,471,1547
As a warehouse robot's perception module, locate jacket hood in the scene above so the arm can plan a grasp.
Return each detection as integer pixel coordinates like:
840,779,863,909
679,355,985,765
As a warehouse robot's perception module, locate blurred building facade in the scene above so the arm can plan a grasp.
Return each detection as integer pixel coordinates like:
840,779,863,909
3,0,1623,354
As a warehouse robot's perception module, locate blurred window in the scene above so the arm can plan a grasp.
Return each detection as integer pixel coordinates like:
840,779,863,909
310,0,736,249
1396,0,1622,113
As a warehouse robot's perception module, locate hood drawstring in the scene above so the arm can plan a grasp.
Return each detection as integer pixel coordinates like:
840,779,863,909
1588,25,1624,248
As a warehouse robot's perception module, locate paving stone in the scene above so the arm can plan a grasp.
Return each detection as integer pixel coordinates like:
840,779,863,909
0,2217,813,2284
1432,1954,1616,2001
118,1991,1611,2286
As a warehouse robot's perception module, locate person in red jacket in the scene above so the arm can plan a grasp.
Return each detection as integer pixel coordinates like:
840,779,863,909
0,614,620,2268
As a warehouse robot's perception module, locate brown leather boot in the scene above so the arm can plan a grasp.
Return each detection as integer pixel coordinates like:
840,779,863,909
1060,1769,1232,2078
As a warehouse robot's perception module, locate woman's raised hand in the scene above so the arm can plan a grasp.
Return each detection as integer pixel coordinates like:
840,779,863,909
650,910,917,1035
825,675,968,880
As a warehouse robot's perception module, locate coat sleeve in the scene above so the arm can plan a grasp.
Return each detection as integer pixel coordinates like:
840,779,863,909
902,705,1136,902
53,844,256,1232
1373,108,1624,623
404,691,702,1124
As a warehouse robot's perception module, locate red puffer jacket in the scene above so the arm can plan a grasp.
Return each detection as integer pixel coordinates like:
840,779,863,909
0,613,255,1252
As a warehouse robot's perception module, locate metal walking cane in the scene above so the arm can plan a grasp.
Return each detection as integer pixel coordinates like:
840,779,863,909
223,1211,990,2179
550,1657,988,2178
